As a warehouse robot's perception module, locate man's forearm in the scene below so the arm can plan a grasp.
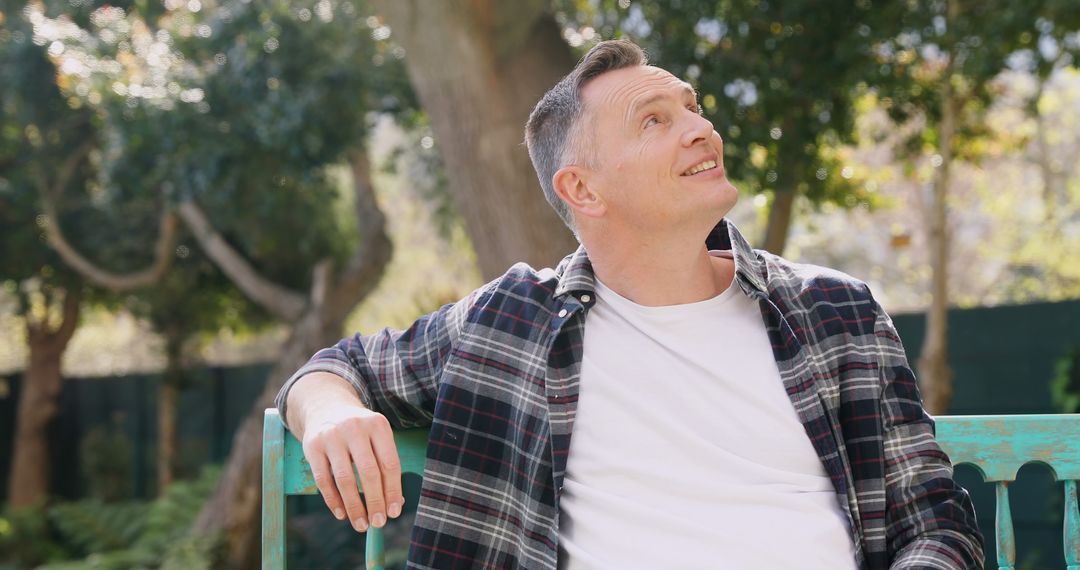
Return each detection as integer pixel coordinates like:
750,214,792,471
285,371,367,439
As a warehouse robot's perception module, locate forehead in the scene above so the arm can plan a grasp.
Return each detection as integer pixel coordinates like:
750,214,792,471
581,65,690,114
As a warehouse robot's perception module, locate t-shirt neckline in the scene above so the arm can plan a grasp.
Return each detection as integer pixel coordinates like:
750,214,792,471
592,250,740,315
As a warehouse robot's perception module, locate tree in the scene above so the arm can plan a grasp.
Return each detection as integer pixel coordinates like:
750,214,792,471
866,0,1080,413
0,2,96,508
30,0,414,565
371,0,580,278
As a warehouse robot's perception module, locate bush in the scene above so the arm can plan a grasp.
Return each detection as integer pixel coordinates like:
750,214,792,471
0,502,73,569
0,466,221,570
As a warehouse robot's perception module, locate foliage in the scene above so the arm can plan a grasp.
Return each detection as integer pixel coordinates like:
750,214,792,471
862,0,1080,166
380,117,456,240
1050,348,1080,414
79,422,135,502
49,501,149,557
764,65,1080,311
0,0,94,310
27,0,419,290
0,502,73,569
12,0,433,359
0,468,222,569
0,466,221,570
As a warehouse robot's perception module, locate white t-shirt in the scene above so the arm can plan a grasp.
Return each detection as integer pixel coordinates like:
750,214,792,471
557,252,857,569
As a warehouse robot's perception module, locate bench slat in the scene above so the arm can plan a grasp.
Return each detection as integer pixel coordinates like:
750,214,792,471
995,482,1015,570
1066,479,1079,570
262,410,286,569
935,415,1080,482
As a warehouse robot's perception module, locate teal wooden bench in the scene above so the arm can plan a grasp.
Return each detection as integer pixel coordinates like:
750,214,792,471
935,415,1080,570
263,409,1080,569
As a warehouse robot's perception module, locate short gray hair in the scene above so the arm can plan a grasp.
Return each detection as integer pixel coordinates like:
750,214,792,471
524,39,647,233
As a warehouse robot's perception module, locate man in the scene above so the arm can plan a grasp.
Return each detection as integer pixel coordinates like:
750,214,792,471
277,39,983,569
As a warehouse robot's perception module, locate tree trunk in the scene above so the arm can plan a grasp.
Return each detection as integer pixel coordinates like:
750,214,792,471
762,190,796,255
372,0,579,279
157,332,183,494
761,153,806,255
189,147,392,569
7,287,81,508
917,4,958,415
193,311,348,569
1032,79,1062,224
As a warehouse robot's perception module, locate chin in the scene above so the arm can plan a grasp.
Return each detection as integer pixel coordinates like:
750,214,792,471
706,178,739,217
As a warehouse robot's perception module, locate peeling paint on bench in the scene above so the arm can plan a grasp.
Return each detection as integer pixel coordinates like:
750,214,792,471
935,414,1080,570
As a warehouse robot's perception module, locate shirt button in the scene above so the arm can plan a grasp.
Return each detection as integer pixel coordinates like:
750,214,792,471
558,309,568,318
580,294,591,303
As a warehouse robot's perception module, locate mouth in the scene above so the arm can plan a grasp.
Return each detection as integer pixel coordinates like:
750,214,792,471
681,159,720,177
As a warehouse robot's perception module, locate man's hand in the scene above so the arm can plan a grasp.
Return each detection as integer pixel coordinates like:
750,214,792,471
286,372,404,533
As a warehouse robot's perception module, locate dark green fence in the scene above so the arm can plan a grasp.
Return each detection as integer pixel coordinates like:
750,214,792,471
0,363,271,501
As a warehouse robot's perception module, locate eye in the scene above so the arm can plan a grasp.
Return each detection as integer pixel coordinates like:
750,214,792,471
644,115,660,129
688,102,702,115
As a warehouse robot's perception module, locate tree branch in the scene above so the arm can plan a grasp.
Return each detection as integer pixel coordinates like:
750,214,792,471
41,203,178,292
55,285,82,345
38,145,178,292
177,200,307,322
324,147,393,314
25,285,82,348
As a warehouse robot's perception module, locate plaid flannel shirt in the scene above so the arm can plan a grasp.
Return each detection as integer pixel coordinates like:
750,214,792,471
276,219,983,569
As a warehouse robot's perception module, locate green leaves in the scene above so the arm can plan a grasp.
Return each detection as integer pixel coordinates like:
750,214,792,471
3,0,419,336
0,465,227,570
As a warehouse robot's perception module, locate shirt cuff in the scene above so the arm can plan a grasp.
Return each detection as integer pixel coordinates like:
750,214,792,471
275,359,375,432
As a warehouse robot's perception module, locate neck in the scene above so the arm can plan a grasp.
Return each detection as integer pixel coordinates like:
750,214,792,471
581,221,734,307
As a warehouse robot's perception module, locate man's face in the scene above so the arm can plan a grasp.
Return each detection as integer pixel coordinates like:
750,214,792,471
578,65,737,233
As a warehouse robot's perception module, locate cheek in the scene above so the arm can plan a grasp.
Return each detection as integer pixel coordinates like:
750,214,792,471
710,131,724,153
618,144,658,179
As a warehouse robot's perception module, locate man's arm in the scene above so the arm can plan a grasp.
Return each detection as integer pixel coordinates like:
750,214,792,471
274,281,491,534
276,284,483,431
872,298,985,569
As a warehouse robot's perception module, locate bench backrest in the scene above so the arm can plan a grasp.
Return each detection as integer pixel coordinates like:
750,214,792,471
934,414,1080,570
263,410,1080,569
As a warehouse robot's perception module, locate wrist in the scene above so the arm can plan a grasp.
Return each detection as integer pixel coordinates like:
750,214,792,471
288,371,364,436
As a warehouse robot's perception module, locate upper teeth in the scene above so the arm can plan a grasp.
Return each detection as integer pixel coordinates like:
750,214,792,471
684,160,717,176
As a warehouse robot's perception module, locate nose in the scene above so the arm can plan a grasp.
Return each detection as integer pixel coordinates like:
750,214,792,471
680,111,716,148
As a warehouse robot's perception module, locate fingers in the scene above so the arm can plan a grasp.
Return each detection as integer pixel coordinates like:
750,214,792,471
300,409,404,533
369,422,404,520
328,440,369,532
349,437,388,529
307,449,346,522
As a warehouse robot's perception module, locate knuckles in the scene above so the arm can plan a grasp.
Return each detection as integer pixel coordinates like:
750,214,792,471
379,460,402,474
332,468,356,480
357,465,381,478
305,410,390,450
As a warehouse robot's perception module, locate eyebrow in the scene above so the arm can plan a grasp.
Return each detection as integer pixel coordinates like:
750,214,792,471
628,84,699,123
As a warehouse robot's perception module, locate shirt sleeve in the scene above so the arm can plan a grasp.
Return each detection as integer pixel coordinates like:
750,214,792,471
873,300,985,569
274,281,493,431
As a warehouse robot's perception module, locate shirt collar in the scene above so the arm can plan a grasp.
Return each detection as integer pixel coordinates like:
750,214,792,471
554,218,768,300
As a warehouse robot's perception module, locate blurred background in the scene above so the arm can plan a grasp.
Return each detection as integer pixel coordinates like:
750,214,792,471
1,0,1078,568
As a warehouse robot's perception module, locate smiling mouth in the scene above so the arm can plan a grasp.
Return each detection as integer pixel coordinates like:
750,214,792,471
682,160,718,176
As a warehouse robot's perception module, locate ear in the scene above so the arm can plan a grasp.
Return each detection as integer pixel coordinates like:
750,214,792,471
552,165,606,220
